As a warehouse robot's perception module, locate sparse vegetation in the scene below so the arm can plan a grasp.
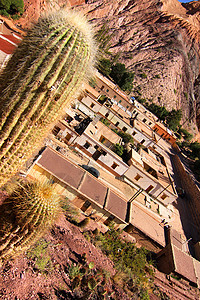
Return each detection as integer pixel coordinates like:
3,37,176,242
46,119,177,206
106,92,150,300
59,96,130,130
66,257,113,298
113,143,124,157
95,22,114,57
0,10,96,187
139,73,147,79
84,226,154,299
27,239,53,273
100,117,110,126
178,127,193,142
0,0,24,18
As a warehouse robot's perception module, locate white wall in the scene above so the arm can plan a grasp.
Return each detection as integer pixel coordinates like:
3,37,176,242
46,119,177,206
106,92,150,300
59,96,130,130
75,134,129,176
81,95,101,113
124,166,176,205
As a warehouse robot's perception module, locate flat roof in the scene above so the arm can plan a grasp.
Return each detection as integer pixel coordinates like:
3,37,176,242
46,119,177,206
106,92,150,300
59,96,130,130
105,190,128,222
37,147,85,190
95,71,130,101
79,173,107,207
169,228,183,250
172,244,197,284
33,147,174,247
83,83,100,99
35,147,127,218
130,203,165,246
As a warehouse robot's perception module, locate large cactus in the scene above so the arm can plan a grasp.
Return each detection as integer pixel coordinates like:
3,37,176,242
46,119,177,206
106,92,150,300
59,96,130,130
0,10,96,187
0,179,61,261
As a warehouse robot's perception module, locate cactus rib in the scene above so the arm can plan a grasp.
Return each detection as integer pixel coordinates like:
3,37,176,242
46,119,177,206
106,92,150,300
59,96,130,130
0,10,97,187
0,180,61,260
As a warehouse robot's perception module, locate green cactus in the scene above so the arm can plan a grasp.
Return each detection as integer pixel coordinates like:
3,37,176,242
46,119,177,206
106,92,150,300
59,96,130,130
0,179,61,261
0,10,97,187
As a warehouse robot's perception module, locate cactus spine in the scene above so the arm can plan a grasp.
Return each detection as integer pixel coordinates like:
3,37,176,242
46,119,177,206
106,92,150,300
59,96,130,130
0,179,61,260
0,10,96,187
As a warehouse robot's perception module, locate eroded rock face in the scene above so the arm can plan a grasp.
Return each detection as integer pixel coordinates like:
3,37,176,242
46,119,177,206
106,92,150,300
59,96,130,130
17,0,200,133
80,0,200,134
16,0,85,28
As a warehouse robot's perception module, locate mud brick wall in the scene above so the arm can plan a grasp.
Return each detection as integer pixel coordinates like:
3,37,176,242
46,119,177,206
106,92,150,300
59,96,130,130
172,155,200,235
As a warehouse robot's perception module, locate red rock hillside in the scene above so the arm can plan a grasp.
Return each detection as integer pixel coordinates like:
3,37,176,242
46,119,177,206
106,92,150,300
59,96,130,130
15,0,200,135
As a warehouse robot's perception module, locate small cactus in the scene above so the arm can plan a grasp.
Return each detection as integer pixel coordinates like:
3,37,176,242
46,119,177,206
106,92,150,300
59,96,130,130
0,179,61,261
0,10,97,187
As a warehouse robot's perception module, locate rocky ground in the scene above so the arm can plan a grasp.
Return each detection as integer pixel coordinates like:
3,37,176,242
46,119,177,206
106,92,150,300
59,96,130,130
0,213,118,300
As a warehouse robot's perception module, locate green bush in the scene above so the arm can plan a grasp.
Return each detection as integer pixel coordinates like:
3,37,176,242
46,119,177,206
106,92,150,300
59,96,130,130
113,143,124,157
0,0,24,17
166,109,182,132
139,73,147,79
88,226,154,299
100,117,110,127
146,103,168,121
98,95,108,105
145,103,182,132
116,131,133,144
27,239,53,273
179,128,193,142
110,63,134,93
97,58,112,76
0,9,9,17
189,142,200,159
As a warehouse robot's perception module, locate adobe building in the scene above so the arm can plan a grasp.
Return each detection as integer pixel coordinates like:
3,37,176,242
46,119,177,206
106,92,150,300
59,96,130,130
157,228,200,288
153,122,177,146
51,105,177,206
0,18,23,68
27,147,129,229
73,122,129,176
27,147,167,249
93,71,134,112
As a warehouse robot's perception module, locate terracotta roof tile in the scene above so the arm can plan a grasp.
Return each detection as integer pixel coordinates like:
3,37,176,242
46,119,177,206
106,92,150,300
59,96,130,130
0,37,16,54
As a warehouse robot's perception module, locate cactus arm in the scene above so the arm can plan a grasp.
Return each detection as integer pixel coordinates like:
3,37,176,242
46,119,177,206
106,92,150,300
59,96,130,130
0,41,90,184
0,10,96,187
0,29,75,144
